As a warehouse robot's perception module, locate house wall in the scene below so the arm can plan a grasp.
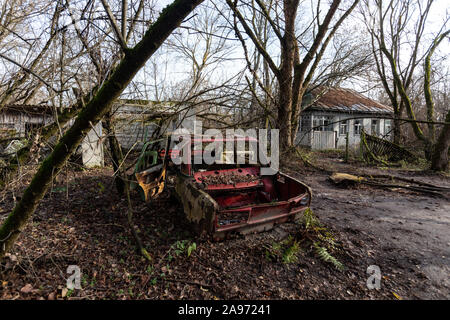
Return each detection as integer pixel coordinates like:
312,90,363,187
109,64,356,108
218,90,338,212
297,111,391,150
0,111,53,139
111,102,210,150
111,103,178,150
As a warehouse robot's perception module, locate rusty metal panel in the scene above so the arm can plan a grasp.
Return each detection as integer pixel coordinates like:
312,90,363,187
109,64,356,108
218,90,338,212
135,164,167,202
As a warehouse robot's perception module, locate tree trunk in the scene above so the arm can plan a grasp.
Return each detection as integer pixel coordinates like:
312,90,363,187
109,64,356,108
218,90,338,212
424,30,450,163
276,0,299,149
103,112,125,194
431,110,450,171
0,0,204,260
277,73,293,149
424,30,450,144
393,113,402,145
0,98,88,190
289,0,343,143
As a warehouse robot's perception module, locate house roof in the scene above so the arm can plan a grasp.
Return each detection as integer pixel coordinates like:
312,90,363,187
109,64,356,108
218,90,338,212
1,104,53,115
304,87,393,114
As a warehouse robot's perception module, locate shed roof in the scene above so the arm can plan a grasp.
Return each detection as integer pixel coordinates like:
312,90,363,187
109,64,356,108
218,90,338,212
0,104,53,115
304,87,393,114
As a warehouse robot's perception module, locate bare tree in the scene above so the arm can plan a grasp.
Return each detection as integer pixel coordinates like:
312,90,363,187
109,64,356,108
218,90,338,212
226,0,360,149
364,0,450,170
0,1,61,106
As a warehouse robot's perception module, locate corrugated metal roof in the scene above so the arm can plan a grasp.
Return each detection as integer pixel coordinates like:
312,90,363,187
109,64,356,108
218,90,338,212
305,87,393,114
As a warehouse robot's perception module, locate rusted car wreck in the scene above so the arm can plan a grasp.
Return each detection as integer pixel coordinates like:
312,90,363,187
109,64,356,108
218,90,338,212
134,135,311,240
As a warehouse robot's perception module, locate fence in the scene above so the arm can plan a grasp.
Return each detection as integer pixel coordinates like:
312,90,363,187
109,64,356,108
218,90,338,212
311,131,336,150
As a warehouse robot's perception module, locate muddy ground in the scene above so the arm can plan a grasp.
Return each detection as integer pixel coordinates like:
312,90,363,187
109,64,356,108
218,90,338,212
0,155,449,300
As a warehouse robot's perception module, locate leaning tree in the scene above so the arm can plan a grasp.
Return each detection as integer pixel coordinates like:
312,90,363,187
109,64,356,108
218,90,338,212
0,0,204,260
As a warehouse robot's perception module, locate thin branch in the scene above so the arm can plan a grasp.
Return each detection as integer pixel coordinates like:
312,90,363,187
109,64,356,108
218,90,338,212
226,0,280,78
0,53,63,93
100,0,128,50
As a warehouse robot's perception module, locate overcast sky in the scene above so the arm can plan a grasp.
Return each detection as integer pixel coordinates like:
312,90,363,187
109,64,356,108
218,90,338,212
122,0,449,101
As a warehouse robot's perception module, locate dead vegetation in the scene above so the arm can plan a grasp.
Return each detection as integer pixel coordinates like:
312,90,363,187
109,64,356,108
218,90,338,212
1,150,448,300
0,0,448,302
199,172,259,185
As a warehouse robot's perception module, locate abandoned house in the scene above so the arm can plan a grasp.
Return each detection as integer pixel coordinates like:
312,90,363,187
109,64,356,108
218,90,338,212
0,100,188,167
79,99,199,167
296,87,394,150
109,99,178,150
0,104,53,139
79,99,179,167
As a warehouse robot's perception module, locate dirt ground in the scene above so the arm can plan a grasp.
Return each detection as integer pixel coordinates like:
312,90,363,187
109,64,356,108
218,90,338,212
0,155,449,300
284,155,450,299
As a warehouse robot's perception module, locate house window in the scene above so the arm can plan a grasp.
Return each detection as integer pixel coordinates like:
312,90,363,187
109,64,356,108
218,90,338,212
354,120,362,135
384,119,392,136
313,115,333,131
371,119,379,135
300,115,311,132
339,120,349,135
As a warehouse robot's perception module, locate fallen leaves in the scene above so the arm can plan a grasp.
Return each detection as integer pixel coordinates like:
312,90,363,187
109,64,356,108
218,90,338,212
20,284,33,294
0,166,435,300
392,291,402,300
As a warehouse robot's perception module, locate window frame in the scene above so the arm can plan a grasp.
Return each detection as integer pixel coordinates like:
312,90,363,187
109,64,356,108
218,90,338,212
312,115,333,132
300,115,312,132
384,119,392,136
354,119,362,136
371,119,379,135
339,119,349,136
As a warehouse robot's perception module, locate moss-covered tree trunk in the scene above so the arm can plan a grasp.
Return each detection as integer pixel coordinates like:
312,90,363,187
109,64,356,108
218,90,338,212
423,30,449,163
0,95,90,190
0,0,203,260
431,110,450,171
